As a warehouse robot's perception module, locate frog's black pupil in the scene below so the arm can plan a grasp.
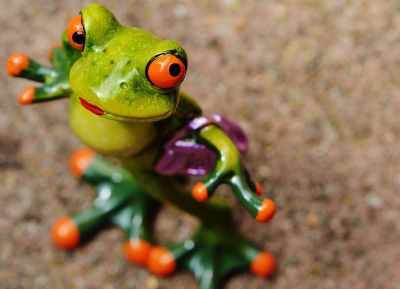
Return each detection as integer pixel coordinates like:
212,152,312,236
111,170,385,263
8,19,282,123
72,32,85,45
169,63,181,77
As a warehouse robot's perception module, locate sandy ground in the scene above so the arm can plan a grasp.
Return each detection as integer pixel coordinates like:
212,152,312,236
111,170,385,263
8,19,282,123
1,0,400,288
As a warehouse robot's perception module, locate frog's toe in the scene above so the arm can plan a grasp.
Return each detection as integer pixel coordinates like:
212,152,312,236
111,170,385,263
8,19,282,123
18,86,35,105
6,52,29,76
255,198,276,223
124,238,153,266
47,43,61,60
255,181,263,196
192,182,209,202
250,251,277,277
69,148,96,178
51,216,80,250
147,246,177,276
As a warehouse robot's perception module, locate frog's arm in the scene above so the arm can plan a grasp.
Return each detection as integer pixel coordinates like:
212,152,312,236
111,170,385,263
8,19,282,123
6,33,80,104
192,125,276,223
156,94,275,222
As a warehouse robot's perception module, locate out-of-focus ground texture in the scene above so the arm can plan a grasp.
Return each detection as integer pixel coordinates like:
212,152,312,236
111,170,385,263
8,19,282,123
1,0,400,288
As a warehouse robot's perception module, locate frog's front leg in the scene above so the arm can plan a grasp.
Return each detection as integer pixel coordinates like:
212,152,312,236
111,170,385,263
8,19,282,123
6,52,57,82
6,49,71,104
53,148,159,267
192,125,276,223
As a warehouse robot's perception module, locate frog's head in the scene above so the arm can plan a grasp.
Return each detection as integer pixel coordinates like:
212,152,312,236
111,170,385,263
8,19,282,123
67,4,187,122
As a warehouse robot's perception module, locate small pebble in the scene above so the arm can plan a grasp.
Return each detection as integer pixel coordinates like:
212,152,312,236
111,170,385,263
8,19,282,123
146,276,159,289
174,4,189,19
366,194,383,209
234,17,247,31
307,211,319,228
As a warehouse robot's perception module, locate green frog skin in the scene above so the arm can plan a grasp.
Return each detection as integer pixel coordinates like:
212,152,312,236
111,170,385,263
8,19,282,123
7,4,277,289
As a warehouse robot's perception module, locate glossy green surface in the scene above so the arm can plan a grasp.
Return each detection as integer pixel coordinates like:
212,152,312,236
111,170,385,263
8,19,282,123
70,96,157,156
70,4,186,121
74,155,154,242
198,126,265,217
8,3,276,288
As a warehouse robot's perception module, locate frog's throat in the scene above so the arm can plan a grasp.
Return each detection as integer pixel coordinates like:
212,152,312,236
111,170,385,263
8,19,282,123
78,96,175,122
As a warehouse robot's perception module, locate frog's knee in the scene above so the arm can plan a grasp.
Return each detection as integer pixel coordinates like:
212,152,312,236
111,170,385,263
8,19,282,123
6,52,29,76
124,238,153,266
51,216,80,250
69,148,95,177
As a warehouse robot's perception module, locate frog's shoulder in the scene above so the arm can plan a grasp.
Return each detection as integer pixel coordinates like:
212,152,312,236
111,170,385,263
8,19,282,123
154,92,201,138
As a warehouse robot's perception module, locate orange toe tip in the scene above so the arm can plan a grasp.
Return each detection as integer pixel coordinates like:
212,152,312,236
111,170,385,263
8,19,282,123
7,52,29,76
147,246,176,276
124,239,153,266
192,182,208,202
255,181,263,196
256,199,276,222
51,216,80,250
250,251,276,277
69,148,95,177
18,87,35,105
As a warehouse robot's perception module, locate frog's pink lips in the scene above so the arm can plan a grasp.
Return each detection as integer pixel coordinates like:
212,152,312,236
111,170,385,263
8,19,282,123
79,97,104,115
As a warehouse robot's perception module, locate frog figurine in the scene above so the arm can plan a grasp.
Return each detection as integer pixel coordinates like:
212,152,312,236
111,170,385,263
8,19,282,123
7,4,277,289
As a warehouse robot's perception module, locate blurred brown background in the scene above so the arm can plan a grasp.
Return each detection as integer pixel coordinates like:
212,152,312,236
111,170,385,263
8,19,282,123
1,0,400,288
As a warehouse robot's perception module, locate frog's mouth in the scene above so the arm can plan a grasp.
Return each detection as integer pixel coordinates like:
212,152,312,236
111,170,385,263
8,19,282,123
78,97,174,122
79,98,104,115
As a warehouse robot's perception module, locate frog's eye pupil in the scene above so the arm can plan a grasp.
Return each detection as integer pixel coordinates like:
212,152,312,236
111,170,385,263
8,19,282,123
169,63,181,77
72,32,85,45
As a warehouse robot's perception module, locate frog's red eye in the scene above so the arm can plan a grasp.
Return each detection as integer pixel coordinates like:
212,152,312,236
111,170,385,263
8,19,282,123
67,15,85,51
147,54,186,89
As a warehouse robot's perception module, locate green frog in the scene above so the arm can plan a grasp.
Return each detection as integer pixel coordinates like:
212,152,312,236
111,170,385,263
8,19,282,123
7,4,277,289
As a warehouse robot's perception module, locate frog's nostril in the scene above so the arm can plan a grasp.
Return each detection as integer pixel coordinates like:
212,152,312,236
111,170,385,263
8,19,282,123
120,82,128,89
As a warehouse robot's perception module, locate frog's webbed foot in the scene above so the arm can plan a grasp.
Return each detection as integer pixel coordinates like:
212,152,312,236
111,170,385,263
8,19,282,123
192,125,276,223
6,43,73,104
150,225,276,289
52,148,157,267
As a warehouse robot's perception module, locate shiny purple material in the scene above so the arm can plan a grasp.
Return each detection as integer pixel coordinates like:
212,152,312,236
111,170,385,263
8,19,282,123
155,114,248,176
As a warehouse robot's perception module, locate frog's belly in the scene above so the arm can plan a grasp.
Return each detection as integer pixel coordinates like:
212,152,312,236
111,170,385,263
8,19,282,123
69,96,156,157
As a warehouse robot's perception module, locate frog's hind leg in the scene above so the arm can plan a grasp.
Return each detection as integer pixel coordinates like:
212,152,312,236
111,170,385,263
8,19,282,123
51,182,133,250
147,225,276,289
117,188,156,267
52,148,157,267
